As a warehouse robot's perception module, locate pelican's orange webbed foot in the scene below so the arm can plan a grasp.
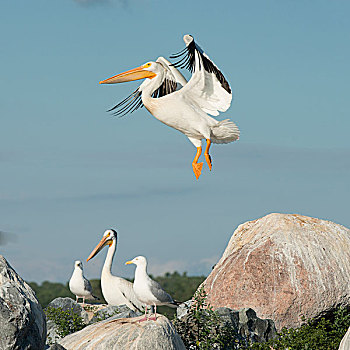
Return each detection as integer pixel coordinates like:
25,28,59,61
204,139,212,171
192,146,203,180
192,162,203,180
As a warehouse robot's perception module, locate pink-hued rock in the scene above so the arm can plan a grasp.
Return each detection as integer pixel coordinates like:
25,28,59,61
203,213,350,331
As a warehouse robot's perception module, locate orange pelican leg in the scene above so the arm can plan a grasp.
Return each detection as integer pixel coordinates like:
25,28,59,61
204,139,212,171
192,146,203,180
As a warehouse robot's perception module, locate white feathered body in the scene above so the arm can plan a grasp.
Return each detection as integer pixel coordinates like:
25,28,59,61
69,266,94,299
100,241,144,311
133,265,161,305
101,267,141,309
143,93,239,145
131,257,175,307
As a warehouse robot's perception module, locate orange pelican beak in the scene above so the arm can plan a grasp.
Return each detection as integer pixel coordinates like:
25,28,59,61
99,65,156,84
86,235,111,262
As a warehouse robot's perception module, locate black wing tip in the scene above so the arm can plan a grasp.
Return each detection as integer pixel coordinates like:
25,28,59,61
106,88,143,117
171,36,231,94
151,78,177,99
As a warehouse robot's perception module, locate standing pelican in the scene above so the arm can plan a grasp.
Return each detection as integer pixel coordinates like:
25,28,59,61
86,229,144,312
100,34,239,179
69,260,99,307
125,256,180,321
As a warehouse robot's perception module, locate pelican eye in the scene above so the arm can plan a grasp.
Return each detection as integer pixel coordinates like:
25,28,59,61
144,63,151,68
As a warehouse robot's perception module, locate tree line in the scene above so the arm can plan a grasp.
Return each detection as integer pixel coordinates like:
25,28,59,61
28,271,206,316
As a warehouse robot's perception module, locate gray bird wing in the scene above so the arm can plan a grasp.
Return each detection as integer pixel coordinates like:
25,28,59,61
83,277,93,294
149,279,174,304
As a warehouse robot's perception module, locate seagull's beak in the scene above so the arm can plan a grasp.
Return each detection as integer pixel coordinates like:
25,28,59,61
125,260,134,265
99,65,156,84
86,236,110,262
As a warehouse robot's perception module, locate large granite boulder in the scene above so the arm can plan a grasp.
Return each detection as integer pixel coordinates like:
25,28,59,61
203,213,350,330
338,327,350,350
58,315,185,350
0,255,46,349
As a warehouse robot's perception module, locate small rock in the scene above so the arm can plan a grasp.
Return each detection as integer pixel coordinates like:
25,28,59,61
48,344,67,350
90,304,141,324
176,300,192,319
238,308,277,343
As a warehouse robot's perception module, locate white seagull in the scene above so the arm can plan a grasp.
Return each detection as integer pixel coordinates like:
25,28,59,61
125,256,179,321
86,229,144,312
69,260,99,306
99,34,239,180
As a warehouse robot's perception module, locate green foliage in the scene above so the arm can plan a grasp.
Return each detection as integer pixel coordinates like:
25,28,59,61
154,271,206,302
29,281,72,308
251,307,350,350
174,285,240,349
175,289,350,350
152,271,205,318
45,306,86,338
29,272,204,315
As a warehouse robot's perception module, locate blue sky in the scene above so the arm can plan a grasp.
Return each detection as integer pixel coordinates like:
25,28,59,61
1,0,349,283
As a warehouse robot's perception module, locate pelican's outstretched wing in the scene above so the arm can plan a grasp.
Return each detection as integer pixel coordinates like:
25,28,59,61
107,88,144,117
156,57,187,88
170,34,232,116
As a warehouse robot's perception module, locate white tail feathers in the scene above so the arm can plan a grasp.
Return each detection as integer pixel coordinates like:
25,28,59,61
210,119,240,144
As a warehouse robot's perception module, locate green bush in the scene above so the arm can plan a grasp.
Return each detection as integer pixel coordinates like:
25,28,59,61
153,271,205,318
251,307,350,350
45,306,86,338
174,286,350,350
174,285,241,349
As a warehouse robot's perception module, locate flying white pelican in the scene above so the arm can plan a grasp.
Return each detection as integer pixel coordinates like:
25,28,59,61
100,34,240,179
68,260,99,307
86,229,144,312
125,256,179,321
